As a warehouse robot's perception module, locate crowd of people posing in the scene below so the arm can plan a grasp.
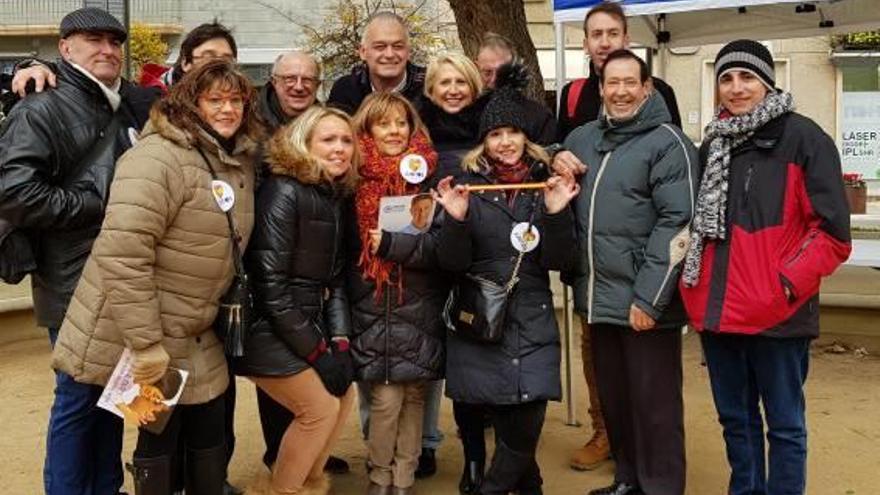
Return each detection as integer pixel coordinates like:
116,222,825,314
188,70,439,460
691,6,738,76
0,2,853,495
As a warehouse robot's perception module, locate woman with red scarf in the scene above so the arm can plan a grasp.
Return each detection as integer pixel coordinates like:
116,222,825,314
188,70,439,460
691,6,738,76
346,92,444,495
431,81,579,495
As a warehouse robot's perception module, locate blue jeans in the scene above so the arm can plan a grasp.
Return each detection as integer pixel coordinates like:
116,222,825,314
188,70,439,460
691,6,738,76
44,370,124,495
358,379,445,449
701,333,810,495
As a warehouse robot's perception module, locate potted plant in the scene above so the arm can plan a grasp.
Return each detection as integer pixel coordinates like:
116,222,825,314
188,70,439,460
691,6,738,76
843,172,867,214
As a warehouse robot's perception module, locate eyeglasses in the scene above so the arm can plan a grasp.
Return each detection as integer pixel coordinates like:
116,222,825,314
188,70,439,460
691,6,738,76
191,52,235,63
272,73,319,88
200,95,245,112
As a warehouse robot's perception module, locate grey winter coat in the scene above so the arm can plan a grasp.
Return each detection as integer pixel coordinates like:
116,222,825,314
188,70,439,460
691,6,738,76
563,92,698,328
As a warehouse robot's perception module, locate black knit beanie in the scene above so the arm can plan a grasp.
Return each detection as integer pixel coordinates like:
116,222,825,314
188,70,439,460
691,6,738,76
715,39,775,89
478,63,532,141
60,7,127,42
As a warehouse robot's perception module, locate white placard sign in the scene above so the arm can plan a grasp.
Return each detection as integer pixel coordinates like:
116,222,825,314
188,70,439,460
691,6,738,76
841,92,880,179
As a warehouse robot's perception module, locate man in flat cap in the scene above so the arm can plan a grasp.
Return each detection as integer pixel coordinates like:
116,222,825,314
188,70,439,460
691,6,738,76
0,7,158,494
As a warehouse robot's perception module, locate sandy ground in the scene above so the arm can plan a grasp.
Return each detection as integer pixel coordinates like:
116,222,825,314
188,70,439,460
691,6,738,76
1,310,878,495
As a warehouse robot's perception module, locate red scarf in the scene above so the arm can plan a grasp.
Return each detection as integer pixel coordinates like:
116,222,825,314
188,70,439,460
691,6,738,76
491,158,530,184
355,130,438,300
490,158,531,206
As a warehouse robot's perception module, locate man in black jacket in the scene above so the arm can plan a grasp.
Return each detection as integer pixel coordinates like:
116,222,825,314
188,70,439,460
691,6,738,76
327,11,425,115
552,1,684,475
0,8,157,494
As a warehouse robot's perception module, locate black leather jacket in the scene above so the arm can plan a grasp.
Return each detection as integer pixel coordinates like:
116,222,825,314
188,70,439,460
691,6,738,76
235,175,351,377
0,60,156,328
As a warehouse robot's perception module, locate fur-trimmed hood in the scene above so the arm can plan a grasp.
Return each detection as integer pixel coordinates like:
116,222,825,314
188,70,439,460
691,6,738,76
263,125,358,194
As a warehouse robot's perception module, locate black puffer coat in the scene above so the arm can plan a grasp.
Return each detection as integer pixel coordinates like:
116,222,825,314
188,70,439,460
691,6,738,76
345,202,448,384
437,164,576,405
235,147,352,377
0,60,157,328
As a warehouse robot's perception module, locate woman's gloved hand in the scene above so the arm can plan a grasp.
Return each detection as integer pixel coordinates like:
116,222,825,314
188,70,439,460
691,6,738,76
131,343,170,385
312,352,352,397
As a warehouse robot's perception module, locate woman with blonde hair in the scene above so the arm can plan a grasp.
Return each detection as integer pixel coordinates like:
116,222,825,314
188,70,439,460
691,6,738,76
417,52,488,184
235,106,359,495
433,70,578,495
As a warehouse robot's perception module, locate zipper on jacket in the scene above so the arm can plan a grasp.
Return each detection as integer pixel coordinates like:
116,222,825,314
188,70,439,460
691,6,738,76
786,230,818,267
586,152,613,324
383,285,391,385
743,164,754,206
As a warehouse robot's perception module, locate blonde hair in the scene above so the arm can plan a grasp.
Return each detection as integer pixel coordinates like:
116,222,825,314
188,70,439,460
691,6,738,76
461,130,550,173
353,92,431,145
424,52,483,103
270,106,360,192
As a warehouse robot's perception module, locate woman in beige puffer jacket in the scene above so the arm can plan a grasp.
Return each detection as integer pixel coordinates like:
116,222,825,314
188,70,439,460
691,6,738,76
51,60,263,495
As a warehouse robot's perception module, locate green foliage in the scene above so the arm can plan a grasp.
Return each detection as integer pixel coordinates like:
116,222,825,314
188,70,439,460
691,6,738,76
128,23,169,79
255,0,450,83
833,31,880,50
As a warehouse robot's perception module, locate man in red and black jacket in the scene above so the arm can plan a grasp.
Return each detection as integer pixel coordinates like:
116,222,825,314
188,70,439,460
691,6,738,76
680,40,851,495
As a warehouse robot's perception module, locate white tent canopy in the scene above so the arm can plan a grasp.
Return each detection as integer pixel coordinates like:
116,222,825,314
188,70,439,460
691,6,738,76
553,0,880,48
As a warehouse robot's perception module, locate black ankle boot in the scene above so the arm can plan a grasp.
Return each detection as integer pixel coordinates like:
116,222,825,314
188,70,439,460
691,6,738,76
458,459,484,495
480,441,539,495
184,445,226,495
126,456,171,495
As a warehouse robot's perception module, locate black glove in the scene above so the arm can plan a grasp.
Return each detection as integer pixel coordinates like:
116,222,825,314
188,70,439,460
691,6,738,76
311,351,351,397
331,337,354,381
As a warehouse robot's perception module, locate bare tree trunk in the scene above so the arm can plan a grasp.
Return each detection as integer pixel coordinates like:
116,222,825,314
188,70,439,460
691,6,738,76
447,0,545,104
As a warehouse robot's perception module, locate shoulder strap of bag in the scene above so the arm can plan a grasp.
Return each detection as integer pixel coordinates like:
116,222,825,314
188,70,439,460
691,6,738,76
567,78,588,121
196,147,246,278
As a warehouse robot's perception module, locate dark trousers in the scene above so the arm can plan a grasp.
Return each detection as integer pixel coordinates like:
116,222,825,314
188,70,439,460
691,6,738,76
173,366,237,490
480,400,547,495
258,386,295,467
44,369,124,495
701,333,810,495
453,401,489,465
135,393,226,493
592,324,685,495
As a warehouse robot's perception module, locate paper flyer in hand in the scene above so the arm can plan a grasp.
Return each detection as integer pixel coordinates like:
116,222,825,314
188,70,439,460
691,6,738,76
379,194,436,234
97,348,188,435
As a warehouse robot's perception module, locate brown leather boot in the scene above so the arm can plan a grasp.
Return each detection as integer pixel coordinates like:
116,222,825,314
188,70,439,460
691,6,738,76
571,318,611,471
570,428,610,471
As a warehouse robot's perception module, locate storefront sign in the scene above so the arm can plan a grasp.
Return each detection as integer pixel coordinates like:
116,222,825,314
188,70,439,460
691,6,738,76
841,92,880,179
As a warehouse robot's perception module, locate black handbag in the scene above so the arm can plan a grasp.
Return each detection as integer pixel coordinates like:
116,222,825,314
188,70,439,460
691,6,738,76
443,193,537,344
197,148,252,357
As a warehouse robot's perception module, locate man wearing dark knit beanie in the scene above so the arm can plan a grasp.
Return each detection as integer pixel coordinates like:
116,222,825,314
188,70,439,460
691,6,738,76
680,38,852,495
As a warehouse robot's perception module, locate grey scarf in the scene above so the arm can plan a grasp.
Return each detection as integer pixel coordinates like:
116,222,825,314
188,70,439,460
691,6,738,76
682,91,795,287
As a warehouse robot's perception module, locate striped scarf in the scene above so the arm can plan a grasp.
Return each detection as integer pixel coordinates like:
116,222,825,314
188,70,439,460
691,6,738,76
682,91,794,287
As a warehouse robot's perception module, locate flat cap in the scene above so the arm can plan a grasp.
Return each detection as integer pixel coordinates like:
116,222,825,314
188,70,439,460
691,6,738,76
60,7,127,42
